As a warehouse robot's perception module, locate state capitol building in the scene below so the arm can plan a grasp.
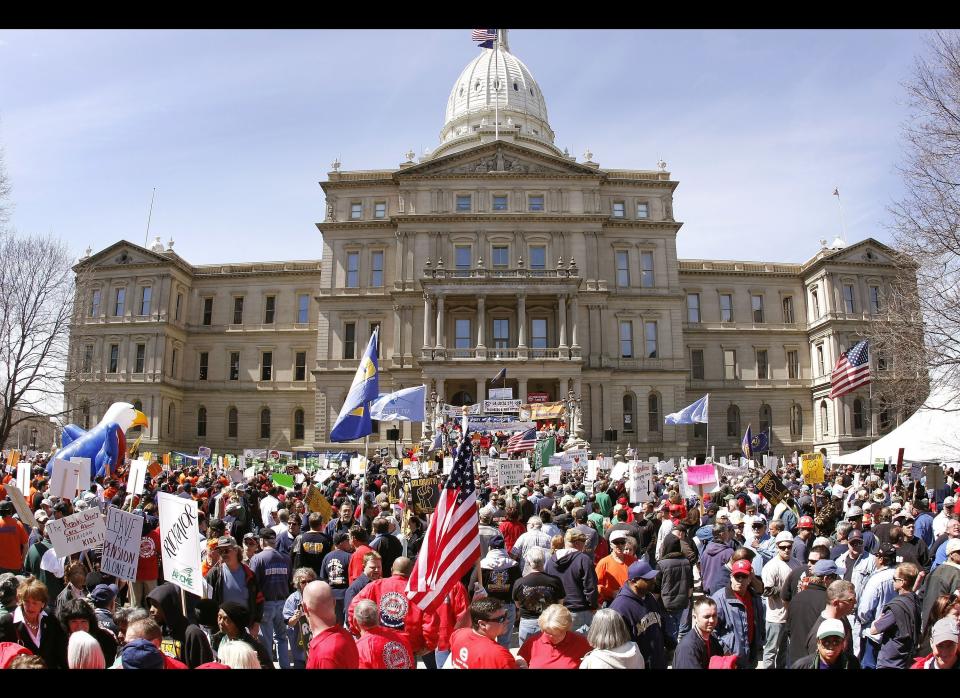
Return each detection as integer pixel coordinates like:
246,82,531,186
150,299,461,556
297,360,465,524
64,31,909,460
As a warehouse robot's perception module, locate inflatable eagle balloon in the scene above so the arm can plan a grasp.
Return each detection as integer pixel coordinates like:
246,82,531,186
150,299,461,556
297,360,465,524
46,402,149,479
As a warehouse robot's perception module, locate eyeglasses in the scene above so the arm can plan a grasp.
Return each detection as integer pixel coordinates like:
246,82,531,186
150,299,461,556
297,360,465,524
486,615,508,623
732,574,750,581
819,637,844,649
893,577,905,583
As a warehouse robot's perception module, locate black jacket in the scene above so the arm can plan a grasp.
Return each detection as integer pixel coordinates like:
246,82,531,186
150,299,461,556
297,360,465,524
786,583,828,665
656,537,694,612
369,532,404,574
673,628,720,669
147,582,214,668
877,591,921,669
204,562,264,624
790,651,861,669
545,549,598,612
211,630,275,669
13,615,67,669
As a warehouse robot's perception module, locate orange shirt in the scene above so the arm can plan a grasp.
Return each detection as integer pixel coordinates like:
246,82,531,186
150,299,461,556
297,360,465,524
595,553,636,604
0,515,28,571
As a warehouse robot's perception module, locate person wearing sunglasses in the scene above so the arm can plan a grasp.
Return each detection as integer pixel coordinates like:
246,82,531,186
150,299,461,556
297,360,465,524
790,618,860,670
448,598,521,669
870,561,922,669
759,530,796,669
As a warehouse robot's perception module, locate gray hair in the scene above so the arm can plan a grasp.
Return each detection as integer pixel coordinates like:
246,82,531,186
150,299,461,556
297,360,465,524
835,521,853,540
293,566,318,587
67,630,105,669
354,599,379,629
586,609,631,650
526,516,543,530
218,640,261,669
114,606,149,627
525,547,546,571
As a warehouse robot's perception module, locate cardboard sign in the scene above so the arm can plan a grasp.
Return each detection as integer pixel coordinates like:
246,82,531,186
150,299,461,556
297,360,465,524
756,469,790,507
874,458,886,471
147,461,163,478
306,485,333,524
157,492,203,596
5,484,36,528
408,477,440,514
801,453,824,484
686,464,717,486
927,465,946,490
496,459,524,487
587,460,599,481
101,507,144,581
49,459,82,499
128,459,148,496
46,508,106,558
610,461,629,481
630,461,654,504
443,457,454,475
17,460,31,495
544,466,562,486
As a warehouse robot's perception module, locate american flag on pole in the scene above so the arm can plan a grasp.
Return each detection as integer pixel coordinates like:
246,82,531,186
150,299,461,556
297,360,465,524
406,420,479,612
472,29,497,48
506,427,537,454
829,340,871,399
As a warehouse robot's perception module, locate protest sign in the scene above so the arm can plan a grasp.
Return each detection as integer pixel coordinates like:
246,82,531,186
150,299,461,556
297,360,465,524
407,461,421,478
610,461,629,481
522,401,564,420
5,484,36,528
147,461,163,478
587,460,599,481
926,465,946,490
101,507,143,580
227,469,245,484
910,463,924,482
272,473,295,489
564,449,589,465
128,459,148,496
350,456,366,475
497,459,524,487
801,453,824,485
468,417,535,432
483,399,522,413
386,468,403,504
521,457,531,472
814,498,841,537
686,464,717,486
544,466,562,486
157,492,203,596
756,469,790,507
488,461,500,488
71,457,92,492
408,477,440,514
874,457,886,471
629,461,654,503
314,469,335,484
49,459,82,499
443,457,454,474
306,485,333,524
488,388,513,400
16,460,30,495
46,508,106,558
659,459,676,475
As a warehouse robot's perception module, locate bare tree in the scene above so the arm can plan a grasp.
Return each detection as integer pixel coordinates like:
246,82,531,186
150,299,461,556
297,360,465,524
0,145,11,228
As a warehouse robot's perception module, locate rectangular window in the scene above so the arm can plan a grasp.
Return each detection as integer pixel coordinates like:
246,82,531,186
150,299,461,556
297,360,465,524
109,344,119,373
870,286,881,313
723,349,737,380
264,296,276,324
756,349,769,379
261,352,272,381
644,321,657,358
139,287,151,316
619,321,633,358
89,289,101,317
297,293,310,323
492,246,509,267
82,344,93,373
198,351,208,380
751,295,764,323
370,251,384,287
175,293,183,321
295,351,307,381
374,201,386,219
344,322,356,359
493,319,509,349
455,319,472,349
612,201,625,218
641,252,654,288
811,289,820,319
531,318,548,349
843,284,856,314
171,348,177,377
456,194,471,212
229,352,240,381
455,246,471,269
530,246,546,270
492,195,508,211
787,350,799,379
114,288,125,316
636,202,649,219
817,344,825,376
350,202,362,219
782,296,794,323
616,250,630,287
233,297,244,325
346,252,359,288
720,293,733,322
687,293,701,323
528,195,544,212
691,349,705,380
228,410,238,438
135,344,145,373
877,352,888,371
202,297,213,326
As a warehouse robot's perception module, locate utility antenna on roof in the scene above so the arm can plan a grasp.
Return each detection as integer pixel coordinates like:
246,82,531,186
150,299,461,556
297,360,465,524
144,187,156,248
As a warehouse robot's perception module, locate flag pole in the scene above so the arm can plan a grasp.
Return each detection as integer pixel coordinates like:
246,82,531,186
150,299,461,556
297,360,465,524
833,188,847,244
494,30,500,142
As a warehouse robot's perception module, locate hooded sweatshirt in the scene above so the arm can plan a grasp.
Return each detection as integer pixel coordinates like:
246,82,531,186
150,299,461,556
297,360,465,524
700,540,734,596
480,549,522,602
578,641,645,669
146,583,214,668
656,534,694,612
545,548,598,612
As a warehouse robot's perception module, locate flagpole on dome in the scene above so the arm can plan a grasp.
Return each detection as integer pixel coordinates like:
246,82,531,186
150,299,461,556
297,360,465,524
494,29,501,142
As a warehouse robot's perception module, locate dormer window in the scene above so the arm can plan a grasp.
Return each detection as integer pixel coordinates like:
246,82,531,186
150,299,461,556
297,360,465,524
475,80,481,91
513,82,518,91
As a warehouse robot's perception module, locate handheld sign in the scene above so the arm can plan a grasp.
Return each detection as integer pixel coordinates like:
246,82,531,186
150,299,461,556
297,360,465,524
800,453,824,485
45,508,106,558
16,460,31,495
157,492,203,596
5,484,37,528
497,459,524,487
101,507,144,581
49,459,82,500
128,459,148,496
70,457,92,493
408,477,440,515
756,469,790,507
686,464,717,486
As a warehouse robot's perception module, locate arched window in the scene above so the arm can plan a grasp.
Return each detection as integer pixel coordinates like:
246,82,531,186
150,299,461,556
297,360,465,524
820,400,829,436
449,390,473,407
648,393,661,433
167,403,175,436
260,408,271,439
726,405,740,438
228,407,238,438
853,399,864,433
132,400,143,434
759,404,771,436
294,409,305,441
197,407,207,438
790,404,803,439
622,394,635,433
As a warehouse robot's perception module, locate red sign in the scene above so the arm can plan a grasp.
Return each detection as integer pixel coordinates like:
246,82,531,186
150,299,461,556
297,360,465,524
527,392,550,403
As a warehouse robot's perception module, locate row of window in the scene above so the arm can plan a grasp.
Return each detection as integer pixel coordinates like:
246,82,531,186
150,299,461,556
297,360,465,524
88,344,308,382
621,393,661,433
818,399,894,436
813,342,888,377
612,201,649,219
615,250,656,288
347,196,653,219
690,348,801,380
193,406,305,440
686,293,793,324
810,283,882,319
89,286,156,318
203,294,311,326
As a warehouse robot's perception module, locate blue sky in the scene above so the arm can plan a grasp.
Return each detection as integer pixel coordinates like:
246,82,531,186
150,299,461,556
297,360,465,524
0,29,928,266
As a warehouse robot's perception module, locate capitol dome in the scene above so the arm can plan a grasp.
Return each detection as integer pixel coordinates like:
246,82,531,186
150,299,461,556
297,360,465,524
433,31,563,159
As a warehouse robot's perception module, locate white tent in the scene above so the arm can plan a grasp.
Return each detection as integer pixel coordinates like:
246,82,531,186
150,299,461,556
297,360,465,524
834,387,960,465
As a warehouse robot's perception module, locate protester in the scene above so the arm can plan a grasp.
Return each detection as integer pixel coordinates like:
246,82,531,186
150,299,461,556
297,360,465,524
577,608,643,669
545,528,598,634
211,602,273,669
353,598,415,669
790,618,860,669
448,598,521,669
609,559,668,669
512,547,566,644
911,617,960,669
517,603,591,669
282,567,316,669
871,562,922,669
66,630,105,669
673,597,722,669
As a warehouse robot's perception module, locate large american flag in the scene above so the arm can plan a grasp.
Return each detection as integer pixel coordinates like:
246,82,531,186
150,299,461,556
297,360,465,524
406,421,479,612
506,427,537,454
830,340,871,399
471,28,497,43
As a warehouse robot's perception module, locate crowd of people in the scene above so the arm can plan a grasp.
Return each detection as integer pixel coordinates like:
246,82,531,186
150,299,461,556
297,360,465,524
1,430,959,670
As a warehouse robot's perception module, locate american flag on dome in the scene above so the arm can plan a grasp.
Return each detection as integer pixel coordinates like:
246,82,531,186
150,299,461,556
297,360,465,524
406,420,479,613
472,28,497,48
506,427,537,454
829,340,871,399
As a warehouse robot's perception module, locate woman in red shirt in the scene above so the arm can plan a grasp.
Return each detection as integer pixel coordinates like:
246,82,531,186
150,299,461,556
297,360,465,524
518,604,592,669
498,505,526,552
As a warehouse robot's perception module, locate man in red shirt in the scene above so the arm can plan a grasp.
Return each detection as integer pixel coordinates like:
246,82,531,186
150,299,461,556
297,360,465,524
131,514,161,608
448,598,520,669
354,599,414,669
303,580,359,669
348,527,373,583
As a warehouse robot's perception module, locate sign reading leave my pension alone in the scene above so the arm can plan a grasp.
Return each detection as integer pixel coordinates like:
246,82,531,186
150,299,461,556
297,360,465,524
408,477,441,514
101,507,144,580
756,469,790,507
801,453,825,484
157,492,203,597
46,508,106,558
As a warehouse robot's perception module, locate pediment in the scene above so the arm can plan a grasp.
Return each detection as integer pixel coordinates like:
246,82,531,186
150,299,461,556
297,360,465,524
398,142,598,178
827,239,896,266
75,240,175,271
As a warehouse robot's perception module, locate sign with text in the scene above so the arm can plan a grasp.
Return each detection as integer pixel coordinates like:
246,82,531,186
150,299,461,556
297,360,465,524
587,460,599,481
630,461,654,504
468,416,535,432
443,457,454,475
814,498,841,537
46,508,106,558
483,399,523,414
49,459,82,499
488,388,513,400
71,457,92,493
442,403,481,417
496,459,524,487
686,464,718,486
756,469,790,507
544,466,562,486
801,453,825,484
101,507,143,581
874,458,887,471
523,402,565,420
17,460,30,495
386,468,403,504
128,459,148,496
526,392,549,403
5,484,36,528
407,477,441,515
157,492,203,597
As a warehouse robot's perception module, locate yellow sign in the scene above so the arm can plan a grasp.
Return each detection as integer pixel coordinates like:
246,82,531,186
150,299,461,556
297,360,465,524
801,453,825,484
306,485,333,525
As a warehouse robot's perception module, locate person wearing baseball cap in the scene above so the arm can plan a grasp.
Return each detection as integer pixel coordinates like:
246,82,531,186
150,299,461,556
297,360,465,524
920,538,960,632
791,515,815,566
933,496,956,540
608,559,668,669
711,557,764,668
786,557,840,665
912,616,960,669
759,530,795,668
791,617,859,669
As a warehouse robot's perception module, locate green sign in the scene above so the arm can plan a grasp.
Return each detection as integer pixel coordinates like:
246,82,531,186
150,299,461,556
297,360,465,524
874,458,886,471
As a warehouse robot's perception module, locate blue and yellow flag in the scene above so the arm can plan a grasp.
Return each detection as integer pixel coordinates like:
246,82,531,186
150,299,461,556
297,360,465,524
742,424,769,459
330,327,379,442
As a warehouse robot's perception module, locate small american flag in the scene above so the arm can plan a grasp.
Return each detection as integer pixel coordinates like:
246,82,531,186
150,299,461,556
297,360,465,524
406,424,479,612
506,427,537,454
471,28,497,43
830,340,871,399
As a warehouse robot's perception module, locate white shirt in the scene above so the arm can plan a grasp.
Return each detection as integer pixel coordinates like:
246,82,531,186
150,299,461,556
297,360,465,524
259,495,280,527
933,510,952,539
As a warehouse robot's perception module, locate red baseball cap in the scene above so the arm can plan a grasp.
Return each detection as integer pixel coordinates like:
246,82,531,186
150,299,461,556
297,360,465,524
731,560,753,576
798,516,815,530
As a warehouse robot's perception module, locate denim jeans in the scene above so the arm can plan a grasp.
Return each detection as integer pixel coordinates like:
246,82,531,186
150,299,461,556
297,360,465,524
518,617,541,645
661,606,691,645
762,621,789,669
495,603,517,649
286,625,306,669
569,609,594,635
860,637,879,669
433,649,451,668
259,600,290,668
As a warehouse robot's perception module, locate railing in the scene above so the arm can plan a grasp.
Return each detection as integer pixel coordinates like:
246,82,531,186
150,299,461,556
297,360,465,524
422,267,580,281
419,347,577,361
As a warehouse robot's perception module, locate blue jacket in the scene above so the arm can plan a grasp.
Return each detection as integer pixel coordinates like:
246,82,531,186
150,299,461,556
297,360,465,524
700,541,734,596
608,584,668,669
711,585,766,668
914,512,934,548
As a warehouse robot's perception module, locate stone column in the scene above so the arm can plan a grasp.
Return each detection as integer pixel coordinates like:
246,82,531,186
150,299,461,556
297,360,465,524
558,294,568,352
518,377,528,403
435,295,444,349
570,297,580,350
422,294,432,349
476,378,486,404
477,296,486,347
393,304,402,363
517,295,527,347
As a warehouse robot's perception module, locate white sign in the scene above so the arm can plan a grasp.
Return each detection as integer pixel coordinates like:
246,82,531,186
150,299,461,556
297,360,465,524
488,461,500,488
544,466,562,486
49,459,82,499
564,449,589,465
6,484,36,528
70,457,92,493
610,461,630,481
17,461,31,495
442,403,481,417
521,458,531,472
587,460,599,481
315,469,335,484
128,459,148,496
46,508,106,558
101,507,143,581
483,399,523,413
157,492,203,597
659,459,676,475
496,459,524,487
350,456,366,475
228,469,245,484
602,457,615,470
407,462,421,478
488,388,513,400
443,457,454,475
630,461,655,504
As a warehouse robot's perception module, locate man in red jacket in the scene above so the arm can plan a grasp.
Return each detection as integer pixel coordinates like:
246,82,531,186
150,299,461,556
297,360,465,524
354,599,414,669
430,579,470,668
347,556,438,655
